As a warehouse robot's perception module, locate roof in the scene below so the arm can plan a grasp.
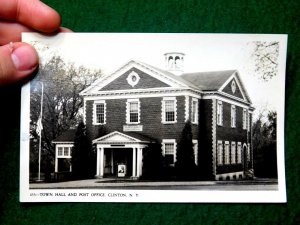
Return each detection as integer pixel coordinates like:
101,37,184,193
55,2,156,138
181,70,236,91
52,129,76,143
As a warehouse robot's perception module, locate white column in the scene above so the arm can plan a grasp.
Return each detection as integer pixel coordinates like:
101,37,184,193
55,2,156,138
99,147,104,177
96,146,104,178
55,146,58,173
132,148,137,178
136,148,143,177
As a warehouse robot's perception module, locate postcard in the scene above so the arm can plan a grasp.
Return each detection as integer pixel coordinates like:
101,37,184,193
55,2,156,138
20,33,287,202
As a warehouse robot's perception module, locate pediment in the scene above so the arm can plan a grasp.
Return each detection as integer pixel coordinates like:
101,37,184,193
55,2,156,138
218,71,252,103
80,60,191,96
93,131,139,143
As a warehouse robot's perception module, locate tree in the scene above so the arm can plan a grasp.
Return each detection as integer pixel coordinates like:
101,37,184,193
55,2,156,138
252,110,277,178
250,41,279,82
72,121,95,179
175,121,197,180
142,142,165,180
29,55,101,176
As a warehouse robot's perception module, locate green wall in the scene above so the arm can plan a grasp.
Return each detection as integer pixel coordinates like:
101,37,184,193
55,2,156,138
1,0,299,224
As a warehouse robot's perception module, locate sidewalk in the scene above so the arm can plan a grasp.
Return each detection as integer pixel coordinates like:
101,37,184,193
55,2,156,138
29,178,278,189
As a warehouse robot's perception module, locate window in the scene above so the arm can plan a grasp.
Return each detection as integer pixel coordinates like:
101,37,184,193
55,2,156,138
162,97,177,123
191,99,198,124
126,99,140,124
247,111,251,132
231,105,236,128
193,140,198,165
93,101,106,125
58,147,63,156
217,101,223,126
162,140,176,165
57,146,72,157
237,142,242,163
231,142,236,164
217,141,223,165
243,109,247,130
247,143,251,161
224,141,230,164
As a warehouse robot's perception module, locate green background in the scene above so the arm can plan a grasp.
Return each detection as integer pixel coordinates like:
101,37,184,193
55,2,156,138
0,0,299,224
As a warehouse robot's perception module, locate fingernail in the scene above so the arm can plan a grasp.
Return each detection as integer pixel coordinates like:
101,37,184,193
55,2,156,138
11,45,38,71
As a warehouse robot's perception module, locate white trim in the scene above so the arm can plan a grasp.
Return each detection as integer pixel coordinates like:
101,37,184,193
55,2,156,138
193,140,198,165
126,99,140,124
161,97,177,124
126,71,140,87
202,93,251,108
217,100,223,126
93,100,106,125
237,142,242,163
231,105,236,128
162,139,177,166
243,108,247,130
218,71,249,102
224,141,230,165
231,141,236,164
80,60,192,96
191,98,199,124
185,96,189,122
217,140,223,165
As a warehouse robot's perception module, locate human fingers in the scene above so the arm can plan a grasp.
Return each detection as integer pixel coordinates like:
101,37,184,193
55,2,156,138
0,21,33,45
0,22,73,45
0,42,38,86
0,0,61,33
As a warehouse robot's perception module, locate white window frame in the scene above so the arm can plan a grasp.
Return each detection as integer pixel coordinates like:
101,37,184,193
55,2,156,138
161,97,177,124
224,141,230,164
56,144,73,158
217,140,223,165
247,111,251,132
126,99,140,124
191,98,198,124
93,100,106,125
217,100,223,126
193,140,198,165
243,108,247,130
162,139,177,166
231,105,236,128
231,141,236,164
237,142,242,163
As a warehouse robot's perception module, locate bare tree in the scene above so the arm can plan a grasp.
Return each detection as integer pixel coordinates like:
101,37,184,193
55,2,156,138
29,55,101,175
251,41,279,82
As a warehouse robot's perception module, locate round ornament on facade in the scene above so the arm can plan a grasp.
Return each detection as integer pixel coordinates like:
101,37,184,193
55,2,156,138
127,71,140,87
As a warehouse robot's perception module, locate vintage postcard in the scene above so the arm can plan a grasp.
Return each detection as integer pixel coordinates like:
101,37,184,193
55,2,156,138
20,33,287,202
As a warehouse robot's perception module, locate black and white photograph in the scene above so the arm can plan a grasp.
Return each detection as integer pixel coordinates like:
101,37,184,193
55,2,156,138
20,33,287,202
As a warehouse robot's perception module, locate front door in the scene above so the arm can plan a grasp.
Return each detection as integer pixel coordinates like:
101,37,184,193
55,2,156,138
106,148,132,177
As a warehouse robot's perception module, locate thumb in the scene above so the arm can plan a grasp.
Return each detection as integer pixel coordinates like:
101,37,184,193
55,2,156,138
0,42,38,86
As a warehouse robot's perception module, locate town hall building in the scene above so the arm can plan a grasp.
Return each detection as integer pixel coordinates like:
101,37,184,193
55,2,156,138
53,52,254,181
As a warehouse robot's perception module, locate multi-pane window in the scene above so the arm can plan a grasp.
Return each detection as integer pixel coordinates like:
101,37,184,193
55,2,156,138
243,109,247,130
162,97,177,123
191,99,198,124
237,142,242,163
224,142,230,164
231,105,236,128
126,99,140,124
94,101,106,125
58,147,63,156
163,140,176,165
217,141,223,165
231,142,236,164
217,101,223,126
57,146,72,157
129,102,139,123
247,111,251,132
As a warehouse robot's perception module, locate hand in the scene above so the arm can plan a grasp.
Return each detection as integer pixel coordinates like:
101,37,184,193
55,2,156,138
0,0,63,86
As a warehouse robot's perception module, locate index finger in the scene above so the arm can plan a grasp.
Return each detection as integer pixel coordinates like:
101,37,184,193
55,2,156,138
0,0,61,33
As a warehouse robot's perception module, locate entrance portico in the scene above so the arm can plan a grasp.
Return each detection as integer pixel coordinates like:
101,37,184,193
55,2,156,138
93,131,152,179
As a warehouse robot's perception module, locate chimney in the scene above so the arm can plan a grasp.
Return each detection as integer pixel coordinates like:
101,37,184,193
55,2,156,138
164,52,185,76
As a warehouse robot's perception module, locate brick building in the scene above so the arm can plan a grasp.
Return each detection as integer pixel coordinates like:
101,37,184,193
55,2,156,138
54,52,254,180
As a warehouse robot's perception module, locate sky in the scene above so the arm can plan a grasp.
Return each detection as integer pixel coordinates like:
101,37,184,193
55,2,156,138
23,33,287,119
